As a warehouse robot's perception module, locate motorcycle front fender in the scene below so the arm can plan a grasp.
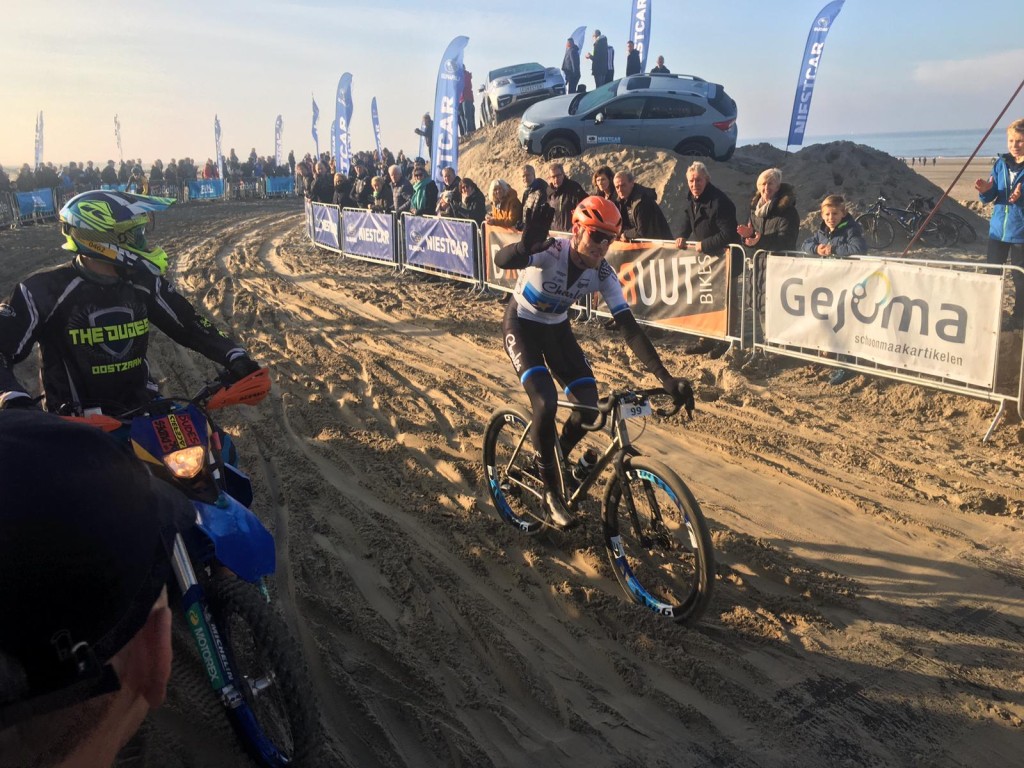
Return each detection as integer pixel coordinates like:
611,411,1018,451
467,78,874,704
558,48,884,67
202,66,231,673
193,496,276,583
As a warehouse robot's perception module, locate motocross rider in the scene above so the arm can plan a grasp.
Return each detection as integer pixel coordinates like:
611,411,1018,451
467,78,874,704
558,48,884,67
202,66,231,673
0,190,260,413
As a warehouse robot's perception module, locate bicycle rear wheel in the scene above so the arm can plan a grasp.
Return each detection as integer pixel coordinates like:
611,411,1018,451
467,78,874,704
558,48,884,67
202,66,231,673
856,214,894,250
916,214,957,247
482,408,547,534
947,212,977,244
603,458,715,624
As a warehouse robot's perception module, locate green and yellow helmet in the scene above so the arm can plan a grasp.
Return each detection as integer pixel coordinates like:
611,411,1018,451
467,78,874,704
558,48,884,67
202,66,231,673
59,190,176,275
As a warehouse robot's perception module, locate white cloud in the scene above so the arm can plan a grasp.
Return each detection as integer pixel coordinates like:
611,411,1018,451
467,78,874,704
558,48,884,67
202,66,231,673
911,49,1024,90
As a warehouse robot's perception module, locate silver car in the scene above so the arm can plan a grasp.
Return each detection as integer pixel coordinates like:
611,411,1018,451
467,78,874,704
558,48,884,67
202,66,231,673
479,62,566,126
518,73,738,161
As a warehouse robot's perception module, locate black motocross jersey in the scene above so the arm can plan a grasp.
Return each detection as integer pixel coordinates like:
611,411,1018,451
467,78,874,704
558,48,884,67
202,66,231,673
0,258,245,412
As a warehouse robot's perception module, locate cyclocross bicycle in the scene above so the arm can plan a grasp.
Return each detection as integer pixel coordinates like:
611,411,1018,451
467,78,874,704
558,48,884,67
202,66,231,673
482,387,715,625
906,195,977,244
856,195,957,250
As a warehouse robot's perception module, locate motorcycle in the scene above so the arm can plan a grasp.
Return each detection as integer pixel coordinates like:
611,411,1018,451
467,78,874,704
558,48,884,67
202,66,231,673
68,368,320,767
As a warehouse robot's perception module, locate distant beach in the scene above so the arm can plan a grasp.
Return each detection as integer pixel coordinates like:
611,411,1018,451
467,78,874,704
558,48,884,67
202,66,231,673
911,156,995,202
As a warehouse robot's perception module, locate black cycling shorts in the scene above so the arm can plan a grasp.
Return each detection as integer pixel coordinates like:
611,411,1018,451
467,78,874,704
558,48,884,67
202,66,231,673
502,300,594,393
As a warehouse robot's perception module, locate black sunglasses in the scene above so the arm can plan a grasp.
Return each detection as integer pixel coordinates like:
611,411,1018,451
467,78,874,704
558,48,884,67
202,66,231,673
587,229,615,244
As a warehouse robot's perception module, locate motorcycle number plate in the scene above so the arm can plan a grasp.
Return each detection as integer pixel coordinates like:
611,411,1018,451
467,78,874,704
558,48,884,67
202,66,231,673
153,413,202,453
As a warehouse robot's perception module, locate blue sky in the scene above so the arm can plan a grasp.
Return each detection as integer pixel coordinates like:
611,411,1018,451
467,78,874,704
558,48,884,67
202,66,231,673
3,0,1023,169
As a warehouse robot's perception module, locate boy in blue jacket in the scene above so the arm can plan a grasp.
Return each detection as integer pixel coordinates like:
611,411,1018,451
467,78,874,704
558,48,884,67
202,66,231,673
976,118,1024,330
802,195,868,258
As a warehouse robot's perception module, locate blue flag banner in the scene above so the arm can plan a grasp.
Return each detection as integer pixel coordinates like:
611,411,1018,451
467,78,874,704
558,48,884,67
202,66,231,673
214,115,224,180
188,179,225,200
430,35,469,188
629,1,651,72
311,203,340,250
34,112,44,170
274,115,283,167
403,215,476,278
15,189,55,218
787,0,845,147
371,97,384,167
571,25,587,52
312,95,320,157
335,73,353,175
342,209,396,263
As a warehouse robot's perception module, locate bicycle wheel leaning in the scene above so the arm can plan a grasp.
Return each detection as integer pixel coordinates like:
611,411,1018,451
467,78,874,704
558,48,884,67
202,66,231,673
856,213,895,250
603,457,715,625
206,575,323,767
946,212,977,244
483,408,548,535
916,214,958,247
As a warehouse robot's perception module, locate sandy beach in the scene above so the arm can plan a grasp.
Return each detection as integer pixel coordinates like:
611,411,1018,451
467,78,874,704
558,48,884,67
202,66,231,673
911,156,999,204
1,130,1021,767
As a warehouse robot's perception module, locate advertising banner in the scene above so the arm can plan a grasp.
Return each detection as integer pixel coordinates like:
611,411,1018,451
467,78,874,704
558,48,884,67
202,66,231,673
571,25,587,52
787,0,845,147
483,226,521,291
629,0,651,72
371,97,384,166
214,115,224,181
764,255,1001,387
188,180,225,200
34,111,44,170
265,176,294,196
598,242,730,335
430,36,469,187
342,209,396,263
311,95,320,157
274,115,283,167
15,189,55,219
335,73,353,174
404,215,476,278
114,114,123,163
311,203,340,250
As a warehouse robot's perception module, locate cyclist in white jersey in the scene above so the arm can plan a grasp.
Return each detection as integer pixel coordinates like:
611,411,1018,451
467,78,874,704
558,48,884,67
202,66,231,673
494,196,693,529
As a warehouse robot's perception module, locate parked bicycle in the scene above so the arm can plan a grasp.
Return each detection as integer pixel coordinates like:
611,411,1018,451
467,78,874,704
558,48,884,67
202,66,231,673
906,195,977,244
856,196,957,250
482,386,715,625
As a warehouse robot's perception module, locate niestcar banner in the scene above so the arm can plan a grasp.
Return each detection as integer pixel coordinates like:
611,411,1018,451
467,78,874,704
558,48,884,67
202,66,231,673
787,0,845,147
335,73,353,174
265,176,294,196
188,180,225,200
311,95,320,157
629,0,651,72
764,255,1001,387
311,203,340,250
403,215,476,278
430,35,469,188
598,242,730,335
371,97,384,166
214,115,224,181
15,189,55,218
114,114,123,163
483,226,522,291
274,115,283,167
342,209,395,263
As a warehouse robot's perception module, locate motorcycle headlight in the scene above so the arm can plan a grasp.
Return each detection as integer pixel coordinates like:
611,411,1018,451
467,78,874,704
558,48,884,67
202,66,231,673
164,445,206,478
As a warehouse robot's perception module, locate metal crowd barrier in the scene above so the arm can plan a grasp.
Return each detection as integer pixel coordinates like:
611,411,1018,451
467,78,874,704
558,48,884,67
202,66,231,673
398,212,482,289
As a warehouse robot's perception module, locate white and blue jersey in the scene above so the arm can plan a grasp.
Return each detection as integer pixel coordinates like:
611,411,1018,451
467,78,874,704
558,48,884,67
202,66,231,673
512,237,629,324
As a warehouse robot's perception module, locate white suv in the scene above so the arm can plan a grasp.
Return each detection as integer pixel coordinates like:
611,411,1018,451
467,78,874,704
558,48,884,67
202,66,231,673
479,63,566,126
518,73,738,161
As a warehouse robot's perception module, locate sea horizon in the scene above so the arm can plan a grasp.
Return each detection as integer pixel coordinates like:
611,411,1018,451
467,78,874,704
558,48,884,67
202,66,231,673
741,127,1007,160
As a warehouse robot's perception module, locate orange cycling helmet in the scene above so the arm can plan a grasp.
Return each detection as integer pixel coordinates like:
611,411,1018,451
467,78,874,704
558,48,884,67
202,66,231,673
572,195,622,236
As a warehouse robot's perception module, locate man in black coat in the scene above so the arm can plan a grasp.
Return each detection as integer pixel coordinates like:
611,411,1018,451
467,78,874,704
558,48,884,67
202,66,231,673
561,37,581,94
546,163,586,232
614,171,672,240
625,41,642,76
586,30,609,88
674,161,740,357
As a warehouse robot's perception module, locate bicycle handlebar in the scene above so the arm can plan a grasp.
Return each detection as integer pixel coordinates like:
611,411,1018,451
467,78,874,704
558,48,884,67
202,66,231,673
580,386,691,433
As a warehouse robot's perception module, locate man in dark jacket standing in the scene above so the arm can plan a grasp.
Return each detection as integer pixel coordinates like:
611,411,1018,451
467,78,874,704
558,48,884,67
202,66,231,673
614,171,671,240
586,30,609,88
562,37,581,94
546,163,586,232
625,41,642,76
674,161,740,357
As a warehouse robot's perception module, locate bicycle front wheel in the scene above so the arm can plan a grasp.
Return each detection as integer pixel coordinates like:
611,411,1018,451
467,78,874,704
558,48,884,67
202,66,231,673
856,214,894,250
603,458,715,624
482,408,547,534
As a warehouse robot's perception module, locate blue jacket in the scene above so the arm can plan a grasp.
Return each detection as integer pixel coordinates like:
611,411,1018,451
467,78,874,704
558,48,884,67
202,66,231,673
978,154,1024,244
801,214,868,257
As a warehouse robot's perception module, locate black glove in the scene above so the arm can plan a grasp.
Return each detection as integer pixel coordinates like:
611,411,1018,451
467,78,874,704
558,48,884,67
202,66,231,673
0,391,37,410
224,354,261,383
517,201,556,256
662,377,695,420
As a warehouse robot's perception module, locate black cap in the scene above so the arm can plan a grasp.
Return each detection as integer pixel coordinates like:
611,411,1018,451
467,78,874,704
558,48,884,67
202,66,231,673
0,410,193,726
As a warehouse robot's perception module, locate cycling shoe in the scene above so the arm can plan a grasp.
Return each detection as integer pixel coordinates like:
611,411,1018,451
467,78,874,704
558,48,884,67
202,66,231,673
544,491,578,530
